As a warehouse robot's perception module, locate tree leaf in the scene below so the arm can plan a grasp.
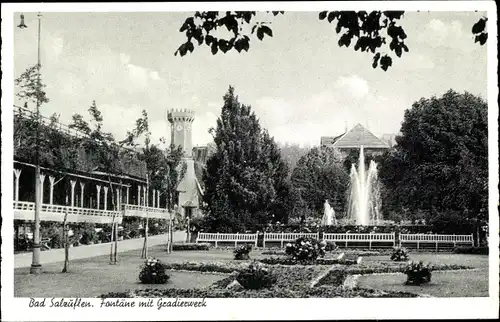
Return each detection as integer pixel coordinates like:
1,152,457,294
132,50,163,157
257,27,264,40
261,25,273,37
319,11,327,20
211,43,218,55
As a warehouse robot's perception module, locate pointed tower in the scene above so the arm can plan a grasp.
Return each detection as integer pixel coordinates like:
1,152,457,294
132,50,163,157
167,109,199,221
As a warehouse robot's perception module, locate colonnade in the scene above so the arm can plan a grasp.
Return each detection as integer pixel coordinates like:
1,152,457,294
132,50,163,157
13,168,164,210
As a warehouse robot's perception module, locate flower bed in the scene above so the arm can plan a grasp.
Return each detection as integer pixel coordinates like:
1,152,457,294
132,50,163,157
345,262,472,275
171,243,211,251
163,261,250,274
259,257,356,266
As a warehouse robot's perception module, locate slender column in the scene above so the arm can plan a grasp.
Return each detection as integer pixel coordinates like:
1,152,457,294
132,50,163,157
96,185,101,209
40,174,46,204
126,186,130,205
70,180,77,207
152,190,156,208
14,169,22,201
138,185,141,206
143,186,147,207
80,182,85,208
49,176,55,204
116,187,120,210
156,190,160,209
103,186,109,210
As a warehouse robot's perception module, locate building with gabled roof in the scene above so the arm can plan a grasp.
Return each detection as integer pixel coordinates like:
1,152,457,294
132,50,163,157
320,123,391,154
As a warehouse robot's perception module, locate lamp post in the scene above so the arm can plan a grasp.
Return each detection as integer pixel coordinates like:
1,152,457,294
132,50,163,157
18,12,43,274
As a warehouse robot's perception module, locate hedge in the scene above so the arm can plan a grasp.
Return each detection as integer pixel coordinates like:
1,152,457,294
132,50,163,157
453,246,488,255
171,243,211,251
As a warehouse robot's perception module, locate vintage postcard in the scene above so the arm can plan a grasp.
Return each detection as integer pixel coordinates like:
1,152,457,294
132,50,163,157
1,1,498,321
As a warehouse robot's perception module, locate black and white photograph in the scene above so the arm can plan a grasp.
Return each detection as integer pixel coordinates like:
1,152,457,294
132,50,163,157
1,1,498,321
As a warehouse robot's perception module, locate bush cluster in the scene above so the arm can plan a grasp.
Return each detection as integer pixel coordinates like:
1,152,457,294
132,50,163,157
390,246,409,261
236,261,277,290
233,244,253,260
139,258,170,284
285,237,326,263
404,261,432,285
452,246,488,255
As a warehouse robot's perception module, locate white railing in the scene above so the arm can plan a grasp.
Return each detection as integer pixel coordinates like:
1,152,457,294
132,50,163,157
122,204,170,219
323,232,396,248
13,201,123,224
263,232,320,248
196,232,258,247
400,233,474,249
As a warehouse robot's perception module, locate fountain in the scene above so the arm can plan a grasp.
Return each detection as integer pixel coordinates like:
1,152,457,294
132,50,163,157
347,145,382,225
322,200,337,226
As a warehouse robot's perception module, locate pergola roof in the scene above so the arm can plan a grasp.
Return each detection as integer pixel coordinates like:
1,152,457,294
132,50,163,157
330,123,390,149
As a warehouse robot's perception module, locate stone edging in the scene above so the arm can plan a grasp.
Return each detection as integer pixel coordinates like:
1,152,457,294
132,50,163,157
310,264,339,288
166,268,233,276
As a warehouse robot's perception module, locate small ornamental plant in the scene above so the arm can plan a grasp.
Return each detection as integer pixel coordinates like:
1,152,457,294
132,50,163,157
285,237,326,263
139,257,170,284
390,246,409,261
236,260,277,290
233,244,253,260
404,261,432,285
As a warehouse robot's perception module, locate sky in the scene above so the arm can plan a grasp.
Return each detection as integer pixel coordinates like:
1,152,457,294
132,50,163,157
13,10,488,147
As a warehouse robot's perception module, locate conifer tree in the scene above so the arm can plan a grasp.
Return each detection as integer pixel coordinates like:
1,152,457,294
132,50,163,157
202,86,290,232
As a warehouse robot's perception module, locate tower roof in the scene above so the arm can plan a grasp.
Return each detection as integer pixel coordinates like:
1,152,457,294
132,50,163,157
331,123,390,149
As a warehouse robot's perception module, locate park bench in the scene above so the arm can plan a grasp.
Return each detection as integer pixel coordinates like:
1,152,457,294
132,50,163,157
323,232,396,249
196,232,258,247
263,232,320,248
399,233,474,250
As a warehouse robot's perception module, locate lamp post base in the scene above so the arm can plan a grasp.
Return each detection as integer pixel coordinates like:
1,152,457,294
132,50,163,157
30,264,42,274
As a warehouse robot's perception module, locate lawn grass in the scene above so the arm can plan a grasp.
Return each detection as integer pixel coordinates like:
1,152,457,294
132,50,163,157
14,245,226,298
14,246,489,298
356,269,489,297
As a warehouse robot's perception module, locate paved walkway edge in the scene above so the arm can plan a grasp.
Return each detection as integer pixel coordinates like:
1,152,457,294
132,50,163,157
14,234,170,268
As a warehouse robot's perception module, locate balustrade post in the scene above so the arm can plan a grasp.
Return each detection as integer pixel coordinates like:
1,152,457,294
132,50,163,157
14,169,22,201
215,232,219,248
40,174,46,204
281,232,284,248
103,186,109,210
70,180,77,207
48,176,55,204
96,185,101,209
80,182,85,208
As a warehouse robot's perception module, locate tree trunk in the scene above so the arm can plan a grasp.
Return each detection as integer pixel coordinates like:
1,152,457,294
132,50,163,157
62,211,69,273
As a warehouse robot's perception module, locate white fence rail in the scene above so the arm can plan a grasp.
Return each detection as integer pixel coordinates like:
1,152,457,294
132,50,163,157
122,204,170,219
196,232,258,247
263,232,320,248
13,201,123,224
323,232,396,248
400,234,474,249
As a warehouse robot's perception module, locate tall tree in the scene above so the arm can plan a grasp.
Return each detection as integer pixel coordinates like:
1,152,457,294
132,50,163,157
290,146,350,223
175,11,488,71
202,86,290,232
379,90,488,226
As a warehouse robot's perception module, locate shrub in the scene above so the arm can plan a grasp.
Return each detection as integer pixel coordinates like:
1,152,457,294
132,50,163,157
284,237,326,263
236,261,277,290
171,243,210,251
390,246,409,261
404,261,432,285
139,258,170,284
453,246,488,255
233,244,253,260
325,241,338,252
